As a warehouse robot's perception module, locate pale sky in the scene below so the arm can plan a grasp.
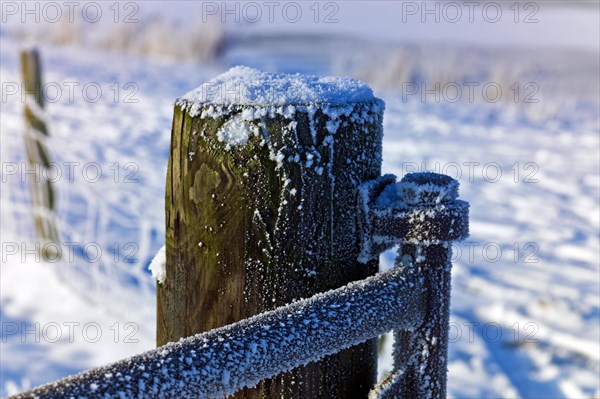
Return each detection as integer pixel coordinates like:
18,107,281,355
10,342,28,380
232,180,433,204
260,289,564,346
140,1,599,51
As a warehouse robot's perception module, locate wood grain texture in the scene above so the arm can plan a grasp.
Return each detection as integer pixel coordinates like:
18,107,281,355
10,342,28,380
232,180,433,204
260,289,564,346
158,102,384,398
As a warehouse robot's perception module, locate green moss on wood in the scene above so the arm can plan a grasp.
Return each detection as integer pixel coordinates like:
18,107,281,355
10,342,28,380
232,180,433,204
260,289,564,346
159,102,384,398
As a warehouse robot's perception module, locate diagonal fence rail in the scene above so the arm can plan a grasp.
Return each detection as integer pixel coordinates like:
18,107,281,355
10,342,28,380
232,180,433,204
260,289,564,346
10,265,425,399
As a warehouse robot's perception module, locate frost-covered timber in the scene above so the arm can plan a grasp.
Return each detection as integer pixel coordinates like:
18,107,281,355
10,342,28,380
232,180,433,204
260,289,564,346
10,265,425,399
159,66,385,397
364,173,470,399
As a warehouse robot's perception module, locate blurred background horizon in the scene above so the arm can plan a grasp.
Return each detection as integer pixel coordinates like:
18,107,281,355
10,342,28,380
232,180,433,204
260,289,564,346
1,1,599,398
3,1,598,118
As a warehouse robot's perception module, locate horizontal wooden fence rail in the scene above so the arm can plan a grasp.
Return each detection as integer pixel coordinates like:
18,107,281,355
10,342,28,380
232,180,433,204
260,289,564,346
10,265,425,399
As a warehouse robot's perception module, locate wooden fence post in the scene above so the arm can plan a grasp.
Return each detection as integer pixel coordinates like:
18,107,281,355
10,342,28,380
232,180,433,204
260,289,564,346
158,67,384,398
20,49,60,260
12,169,469,398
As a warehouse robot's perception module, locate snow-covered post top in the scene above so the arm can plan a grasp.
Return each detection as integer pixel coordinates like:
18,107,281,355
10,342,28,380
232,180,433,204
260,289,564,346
160,66,385,398
178,65,381,115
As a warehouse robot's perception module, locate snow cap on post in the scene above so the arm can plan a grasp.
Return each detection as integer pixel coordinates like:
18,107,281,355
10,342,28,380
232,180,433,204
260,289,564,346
179,65,378,107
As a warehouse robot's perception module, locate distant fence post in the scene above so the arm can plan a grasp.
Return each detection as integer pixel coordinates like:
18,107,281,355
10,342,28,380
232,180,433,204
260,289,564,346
158,68,385,397
20,49,60,260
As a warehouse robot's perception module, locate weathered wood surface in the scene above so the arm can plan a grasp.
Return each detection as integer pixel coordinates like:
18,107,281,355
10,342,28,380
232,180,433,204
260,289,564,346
158,100,384,398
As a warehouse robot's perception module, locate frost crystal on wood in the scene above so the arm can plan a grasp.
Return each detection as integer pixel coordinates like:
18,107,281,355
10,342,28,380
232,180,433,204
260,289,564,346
160,66,386,397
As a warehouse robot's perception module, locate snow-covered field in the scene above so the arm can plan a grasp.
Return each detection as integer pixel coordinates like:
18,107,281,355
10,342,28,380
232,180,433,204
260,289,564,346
1,5,599,397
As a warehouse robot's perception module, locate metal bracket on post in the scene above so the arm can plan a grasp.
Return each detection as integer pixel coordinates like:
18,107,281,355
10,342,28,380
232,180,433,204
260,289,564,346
358,172,469,399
